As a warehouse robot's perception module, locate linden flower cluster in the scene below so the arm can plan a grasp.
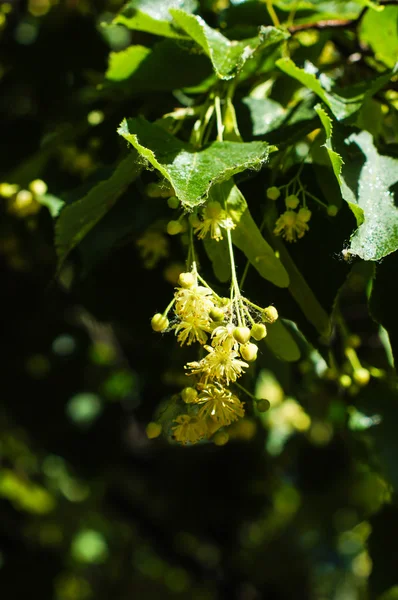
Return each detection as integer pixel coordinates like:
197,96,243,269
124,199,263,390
267,188,312,243
150,263,278,445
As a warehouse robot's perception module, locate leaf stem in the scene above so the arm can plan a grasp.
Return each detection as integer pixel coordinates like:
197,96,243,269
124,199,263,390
265,0,280,27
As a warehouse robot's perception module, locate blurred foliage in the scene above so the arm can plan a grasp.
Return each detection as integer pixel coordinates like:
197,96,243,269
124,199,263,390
1,0,398,599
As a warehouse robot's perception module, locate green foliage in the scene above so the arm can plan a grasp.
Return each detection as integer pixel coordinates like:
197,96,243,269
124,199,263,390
55,152,141,269
338,131,398,261
114,0,198,37
118,117,272,208
3,0,398,598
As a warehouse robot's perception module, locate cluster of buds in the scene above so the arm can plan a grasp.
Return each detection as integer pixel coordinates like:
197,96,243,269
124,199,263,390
150,263,278,445
0,179,47,218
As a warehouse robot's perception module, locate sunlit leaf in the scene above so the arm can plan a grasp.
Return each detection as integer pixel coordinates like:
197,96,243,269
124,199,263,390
338,131,398,260
170,11,289,80
118,117,272,209
114,0,197,38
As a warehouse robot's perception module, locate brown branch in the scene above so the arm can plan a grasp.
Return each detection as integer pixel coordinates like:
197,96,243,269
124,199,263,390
288,0,398,34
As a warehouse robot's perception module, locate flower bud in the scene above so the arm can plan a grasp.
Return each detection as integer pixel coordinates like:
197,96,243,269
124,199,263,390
233,326,251,345
166,220,183,235
256,399,271,413
285,194,299,209
178,272,195,288
210,307,225,321
250,323,267,341
146,422,162,439
29,179,47,196
339,374,352,388
146,182,162,197
283,210,297,226
262,306,278,323
346,334,361,349
353,368,370,387
267,186,280,201
297,207,312,223
240,342,258,362
151,313,169,332
327,205,338,217
181,387,198,403
167,195,179,209
213,431,229,446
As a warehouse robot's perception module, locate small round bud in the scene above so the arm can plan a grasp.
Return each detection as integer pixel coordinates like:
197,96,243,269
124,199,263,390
146,182,162,197
256,399,271,413
29,179,47,196
178,272,195,288
151,313,169,332
146,422,162,439
281,210,296,227
181,387,198,403
297,207,312,223
353,368,370,387
0,183,19,198
339,374,352,388
346,334,361,349
158,185,174,198
213,431,229,446
327,205,338,217
267,186,280,201
285,194,300,209
206,201,223,219
220,297,230,306
233,326,251,345
166,220,183,236
188,213,201,227
210,307,225,321
250,323,267,341
240,342,258,362
262,306,278,323
167,195,179,209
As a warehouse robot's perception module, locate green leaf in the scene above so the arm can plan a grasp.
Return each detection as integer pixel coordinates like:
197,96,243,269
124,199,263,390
360,5,398,68
314,104,344,185
113,0,197,38
106,45,150,81
276,58,395,121
170,10,289,80
369,251,398,366
106,39,212,89
242,97,286,136
274,0,381,19
264,319,301,362
203,237,231,283
338,131,398,261
118,117,272,209
55,152,141,269
218,180,289,288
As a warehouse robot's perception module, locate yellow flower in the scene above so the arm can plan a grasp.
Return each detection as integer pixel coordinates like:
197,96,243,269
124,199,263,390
193,201,235,241
172,414,207,444
274,208,311,242
136,230,169,268
197,384,245,426
173,316,210,346
175,285,214,319
186,344,248,384
211,323,237,351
